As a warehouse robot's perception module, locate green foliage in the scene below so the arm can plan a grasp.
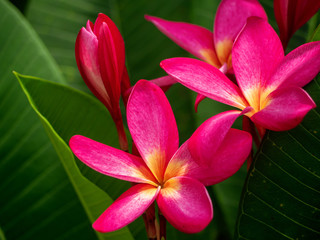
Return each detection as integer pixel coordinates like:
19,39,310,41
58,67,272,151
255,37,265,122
15,73,134,240
0,0,98,239
1,0,320,239
234,76,320,239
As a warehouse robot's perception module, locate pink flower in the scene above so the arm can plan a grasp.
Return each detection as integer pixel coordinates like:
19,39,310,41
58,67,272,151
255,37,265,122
274,0,320,49
69,80,252,233
146,0,267,73
161,17,320,132
146,0,267,109
75,13,131,150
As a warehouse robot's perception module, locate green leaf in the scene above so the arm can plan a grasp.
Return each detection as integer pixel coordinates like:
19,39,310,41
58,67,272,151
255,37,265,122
0,0,131,238
309,24,320,42
0,1,99,239
15,73,135,240
234,76,320,239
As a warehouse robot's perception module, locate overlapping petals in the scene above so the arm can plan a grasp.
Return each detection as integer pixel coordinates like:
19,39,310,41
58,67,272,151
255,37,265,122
75,13,129,118
146,0,267,111
157,176,213,233
161,17,319,131
146,0,267,71
145,15,220,67
164,111,252,185
214,0,267,67
93,184,160,232
69,80,252,233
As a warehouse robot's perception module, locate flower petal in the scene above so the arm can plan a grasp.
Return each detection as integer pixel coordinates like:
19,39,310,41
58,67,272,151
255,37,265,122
69,135,157,184
188,110,242,166
149,75,177,92
98,22,124,109
127,80,179,182
214,0,267,64
194,94,206,112
157,176,213,233
145,15,220,67
251,87,316,131
232,17,284,111
75,26,111,109
263,41,320,97
202,128,252,184
161,57,248,109
93,184,160,232
164,111,251,185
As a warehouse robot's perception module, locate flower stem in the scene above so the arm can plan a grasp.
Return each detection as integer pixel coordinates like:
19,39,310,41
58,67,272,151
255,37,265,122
142,203,158,240
242,116,260,148
158,210,166,240
114,115,129,152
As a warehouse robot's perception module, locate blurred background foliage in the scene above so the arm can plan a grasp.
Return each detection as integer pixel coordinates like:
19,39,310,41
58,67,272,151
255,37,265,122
1,0,319,239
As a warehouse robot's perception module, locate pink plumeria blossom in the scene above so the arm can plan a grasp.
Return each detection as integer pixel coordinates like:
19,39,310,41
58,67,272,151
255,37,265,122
161,17,320,132
274,0,320,49
75,13,131,150
146,0,267,110
146,0,267,72
69,80,252,233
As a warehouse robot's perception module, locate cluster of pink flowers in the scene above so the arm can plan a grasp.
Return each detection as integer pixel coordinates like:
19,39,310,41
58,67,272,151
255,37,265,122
70,0,320,237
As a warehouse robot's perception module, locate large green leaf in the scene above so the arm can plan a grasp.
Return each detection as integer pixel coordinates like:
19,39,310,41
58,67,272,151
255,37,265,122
0,0,131,239
0,1,93,239
17,74,136,239
234,75,320,239
234,19,320,240
15,73,135,240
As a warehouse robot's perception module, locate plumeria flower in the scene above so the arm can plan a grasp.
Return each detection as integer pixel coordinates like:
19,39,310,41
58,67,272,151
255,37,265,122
146,0,267,108
274,0,320,49
161,17,320,132
69,80,252,233
75,13,131,150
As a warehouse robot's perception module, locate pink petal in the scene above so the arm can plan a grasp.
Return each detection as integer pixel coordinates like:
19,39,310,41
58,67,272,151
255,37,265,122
188,110,242,166
161,57,248,109
194,94,206,112
93,184,160,232
157,176,213,233
145,15,220,67
69,135,157,184
251,87,316,131
201,128,252,184
94,13,125,48
149,75,177,92
75,27,111,109
127,80,179,182
214,0,267,64
264,41,320,97
232,17,284,111
98,22,124,110
165,129,251,185
274,0,320,48
164,110,252,185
